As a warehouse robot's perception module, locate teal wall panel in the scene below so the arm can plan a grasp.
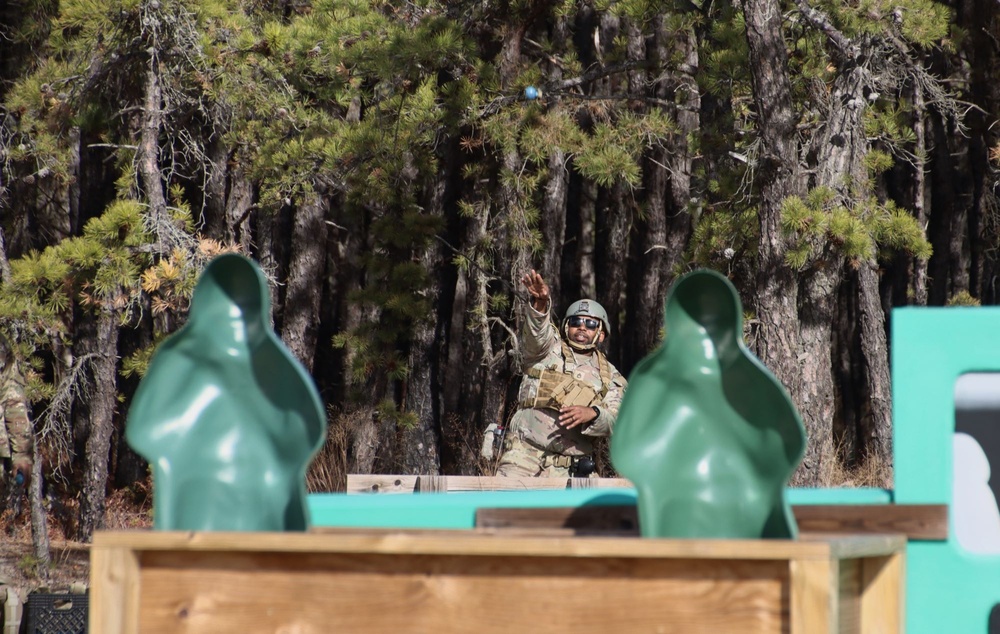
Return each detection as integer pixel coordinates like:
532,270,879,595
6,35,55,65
892,307,1000,634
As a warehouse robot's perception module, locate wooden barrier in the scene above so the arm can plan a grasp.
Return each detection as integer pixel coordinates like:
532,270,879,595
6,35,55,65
475,503,949,540
90,529,905,634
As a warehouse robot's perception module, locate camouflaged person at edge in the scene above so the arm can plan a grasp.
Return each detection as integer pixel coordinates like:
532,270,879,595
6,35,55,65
0,345,32,504
486,270,628,478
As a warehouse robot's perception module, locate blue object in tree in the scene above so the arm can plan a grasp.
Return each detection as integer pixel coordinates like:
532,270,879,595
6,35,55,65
611,269,806,539
125,254,326,531
524,85,539,100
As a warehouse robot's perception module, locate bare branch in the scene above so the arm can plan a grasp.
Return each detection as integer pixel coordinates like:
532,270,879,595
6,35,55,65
35,352,103,463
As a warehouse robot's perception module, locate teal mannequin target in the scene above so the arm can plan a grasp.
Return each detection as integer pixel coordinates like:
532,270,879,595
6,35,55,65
611,269,806,539
125,254,326,531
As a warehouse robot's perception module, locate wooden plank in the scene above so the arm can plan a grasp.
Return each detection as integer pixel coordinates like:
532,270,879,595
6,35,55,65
791,557,837,634
475,504,948,540
794,504,947,540
347,474,418,493
415,475,446,492
131,551,790,634
345,474,632,494
89,544,140,634
859,552,904,633
838,559,862,634
93,530,902,562
475,504,639,533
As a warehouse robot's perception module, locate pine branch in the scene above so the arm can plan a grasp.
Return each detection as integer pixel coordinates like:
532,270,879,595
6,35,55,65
476,60,651,119
792,0,858,60
551,60,651,92
433,234,531,304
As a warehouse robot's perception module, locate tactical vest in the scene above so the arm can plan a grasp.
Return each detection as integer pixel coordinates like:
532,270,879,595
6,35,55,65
522,341,612,411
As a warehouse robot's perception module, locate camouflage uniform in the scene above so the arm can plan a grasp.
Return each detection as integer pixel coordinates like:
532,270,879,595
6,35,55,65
496,302,627,477
0,353,32,489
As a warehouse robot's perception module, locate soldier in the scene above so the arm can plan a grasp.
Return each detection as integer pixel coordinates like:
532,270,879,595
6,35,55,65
0,346,32,504
492,269,627,478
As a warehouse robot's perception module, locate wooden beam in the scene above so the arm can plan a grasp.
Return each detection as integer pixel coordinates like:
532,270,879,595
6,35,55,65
793,504,947,540
474,504,948,540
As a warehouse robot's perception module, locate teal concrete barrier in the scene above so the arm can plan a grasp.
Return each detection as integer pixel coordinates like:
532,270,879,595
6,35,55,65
308,489,636,529
307,486,891,530
893,307,1000,634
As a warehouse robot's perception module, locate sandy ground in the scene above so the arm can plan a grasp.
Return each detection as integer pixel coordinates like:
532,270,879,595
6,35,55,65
0,482,151,625
0,535,90,597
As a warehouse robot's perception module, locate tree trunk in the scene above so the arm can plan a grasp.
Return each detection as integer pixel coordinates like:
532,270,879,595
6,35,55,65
226,165,255,251
541,149,569,300
280,191,328,372
400,166,451,475
911,84,929,306
452,144,510,472
598,18,642,368
855,261,892,467
598,182,630,367
960,0,1000,304
447,243,483,475
626,15,699,371
254,209,282,315
575,179,598,300
138,43,168,236
77,306,119,542
538,12,570,302
928,112,971,304
740,0,815,482
340,241,389,474
813,44,893,476
795,262,839,482
798,61,871,481
401,312,442,474
203,136,228,237
29,448,50,582
628,141,669,366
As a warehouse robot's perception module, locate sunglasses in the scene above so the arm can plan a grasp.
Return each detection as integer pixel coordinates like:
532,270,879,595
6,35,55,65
567,316,601,331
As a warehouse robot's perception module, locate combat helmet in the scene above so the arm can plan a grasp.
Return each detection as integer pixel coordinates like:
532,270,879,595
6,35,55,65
563,299,610,351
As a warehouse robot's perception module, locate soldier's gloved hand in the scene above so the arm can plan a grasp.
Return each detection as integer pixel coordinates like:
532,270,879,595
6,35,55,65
12,459,30,487
558,405,598,430
521,269,550,312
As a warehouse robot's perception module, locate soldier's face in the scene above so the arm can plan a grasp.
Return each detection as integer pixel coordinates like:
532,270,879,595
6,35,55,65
567,317,606,345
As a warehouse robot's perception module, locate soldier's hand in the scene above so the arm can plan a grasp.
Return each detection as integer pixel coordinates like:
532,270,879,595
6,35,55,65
12,459,29,488
521,269,550,312
558,405,598,430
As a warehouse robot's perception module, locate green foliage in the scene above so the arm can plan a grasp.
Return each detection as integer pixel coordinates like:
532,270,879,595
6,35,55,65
121,344,157,379
701,8,750,99
863,150,894,176
947,291,981,307
376,398,418,431
814,0,952,48
864,103,916,147
690,205,758,269
780,188,931,269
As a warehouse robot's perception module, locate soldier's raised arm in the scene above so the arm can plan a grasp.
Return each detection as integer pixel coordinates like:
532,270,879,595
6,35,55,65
520,270,558,363
521,270,550,313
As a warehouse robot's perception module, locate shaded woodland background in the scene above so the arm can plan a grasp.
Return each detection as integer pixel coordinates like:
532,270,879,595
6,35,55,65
0,0,996,563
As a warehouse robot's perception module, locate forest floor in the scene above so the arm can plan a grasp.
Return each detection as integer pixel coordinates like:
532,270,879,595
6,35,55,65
0,483,152,606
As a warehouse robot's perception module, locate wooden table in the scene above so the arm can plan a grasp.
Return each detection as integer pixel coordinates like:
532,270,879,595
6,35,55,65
91,529,904,633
